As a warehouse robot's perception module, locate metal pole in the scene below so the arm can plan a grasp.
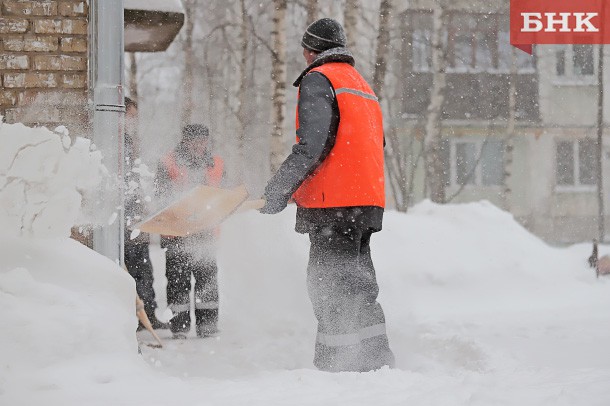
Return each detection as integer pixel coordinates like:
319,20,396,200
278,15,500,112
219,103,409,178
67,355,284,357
597,43,605,243
91,0,125,264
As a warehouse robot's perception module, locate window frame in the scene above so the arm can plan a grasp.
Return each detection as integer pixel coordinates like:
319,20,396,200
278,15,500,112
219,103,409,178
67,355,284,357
553,45,597,86
447,137,505,189
407,12,536,74
554,138,598,193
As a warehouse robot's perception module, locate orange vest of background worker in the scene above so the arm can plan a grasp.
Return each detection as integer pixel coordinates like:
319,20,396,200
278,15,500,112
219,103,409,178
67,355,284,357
155,124,225,339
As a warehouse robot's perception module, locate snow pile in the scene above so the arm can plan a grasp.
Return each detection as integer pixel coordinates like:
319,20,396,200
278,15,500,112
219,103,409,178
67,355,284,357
0,238,140,400
0,121,146,403
0,122,104,238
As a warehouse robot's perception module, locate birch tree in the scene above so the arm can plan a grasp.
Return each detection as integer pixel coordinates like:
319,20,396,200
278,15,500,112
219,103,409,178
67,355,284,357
270,0,288,173
234,0,251,177
180,0,196,126
306,0,319,24
501,47,518,210
371,0,392,98
343,0,359,50
423,2,447,203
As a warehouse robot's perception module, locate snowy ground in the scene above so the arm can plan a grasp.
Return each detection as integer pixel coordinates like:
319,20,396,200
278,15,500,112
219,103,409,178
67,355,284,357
134,204,610,406
1,122,610,405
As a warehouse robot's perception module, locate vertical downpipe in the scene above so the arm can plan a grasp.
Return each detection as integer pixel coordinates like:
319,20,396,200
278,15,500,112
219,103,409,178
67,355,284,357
90,0,125,264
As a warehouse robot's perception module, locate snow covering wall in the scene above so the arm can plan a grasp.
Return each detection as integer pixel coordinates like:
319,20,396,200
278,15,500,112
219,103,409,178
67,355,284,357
0,121,143,403
0,122,105,238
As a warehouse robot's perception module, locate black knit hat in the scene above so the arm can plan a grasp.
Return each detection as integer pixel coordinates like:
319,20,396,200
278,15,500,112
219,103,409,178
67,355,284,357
182,124,209,141
301,18,346,53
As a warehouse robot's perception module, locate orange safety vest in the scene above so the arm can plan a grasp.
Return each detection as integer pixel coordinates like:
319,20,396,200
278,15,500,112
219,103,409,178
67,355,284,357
162,152,224,188
161,152,224,238
292,62,385,208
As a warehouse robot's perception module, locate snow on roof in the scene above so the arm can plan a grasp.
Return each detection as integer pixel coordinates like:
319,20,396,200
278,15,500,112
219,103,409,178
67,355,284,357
124,0,184,14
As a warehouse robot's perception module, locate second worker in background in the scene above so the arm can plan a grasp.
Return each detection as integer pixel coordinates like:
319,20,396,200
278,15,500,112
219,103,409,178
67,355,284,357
155,124,225,338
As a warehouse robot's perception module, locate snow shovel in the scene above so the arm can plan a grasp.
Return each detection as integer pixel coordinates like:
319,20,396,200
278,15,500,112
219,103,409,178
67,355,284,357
135,184,265,237
122,265,164,348
135,294,164,349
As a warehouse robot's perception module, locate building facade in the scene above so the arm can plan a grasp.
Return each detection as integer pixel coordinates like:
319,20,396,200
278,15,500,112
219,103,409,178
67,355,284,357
394,0,610,243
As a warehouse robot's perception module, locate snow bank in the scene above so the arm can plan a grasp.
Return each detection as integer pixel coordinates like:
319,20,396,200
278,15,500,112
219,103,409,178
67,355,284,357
0,122,104,238
0,122,149,404
0,238,139,398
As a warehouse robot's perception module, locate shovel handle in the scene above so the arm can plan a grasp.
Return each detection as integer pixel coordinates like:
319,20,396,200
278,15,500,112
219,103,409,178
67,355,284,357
237,199,266,212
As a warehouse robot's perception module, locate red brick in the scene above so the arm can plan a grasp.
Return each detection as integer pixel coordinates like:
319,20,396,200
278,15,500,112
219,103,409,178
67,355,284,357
33,55,86,70
58,1,87,16
0,54,29,69
60,37,87,53
2,2,58,17
3,36,58,52
0,90,18,106
17,89,87,106
63,18,87,35
3,72,59,88
61,73,86,88
0,18,29,34
33,18,86,35
33,19,61,34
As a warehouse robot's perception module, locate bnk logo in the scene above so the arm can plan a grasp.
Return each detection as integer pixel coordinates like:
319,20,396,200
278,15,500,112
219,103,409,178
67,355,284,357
510,0,609,53
521,13,599,33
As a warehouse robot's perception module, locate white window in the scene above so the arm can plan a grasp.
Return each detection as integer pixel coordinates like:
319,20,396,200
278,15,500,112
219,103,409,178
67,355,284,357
555,139,597,190
497,31,536,73
412,28,431,72
449,138,504,187
554,45,596,83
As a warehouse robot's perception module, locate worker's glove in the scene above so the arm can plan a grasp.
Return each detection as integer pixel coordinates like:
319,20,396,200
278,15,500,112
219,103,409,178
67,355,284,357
259,177,290,214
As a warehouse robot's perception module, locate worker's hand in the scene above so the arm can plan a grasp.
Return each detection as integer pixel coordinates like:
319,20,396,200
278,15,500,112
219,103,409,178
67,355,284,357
258,196,287,214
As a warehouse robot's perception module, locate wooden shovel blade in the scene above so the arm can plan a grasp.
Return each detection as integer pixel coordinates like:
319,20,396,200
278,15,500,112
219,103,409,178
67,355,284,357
136,185,250,237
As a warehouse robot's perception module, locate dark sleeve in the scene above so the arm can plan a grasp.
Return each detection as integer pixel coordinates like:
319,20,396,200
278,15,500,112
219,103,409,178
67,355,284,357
154,162,171,199
263,72,339,205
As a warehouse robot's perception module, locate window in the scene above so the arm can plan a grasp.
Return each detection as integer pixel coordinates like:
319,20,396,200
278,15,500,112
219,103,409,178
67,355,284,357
409,13,535,74
573,45,595,76
497,31,536,73
455,142,477,185
412,28,431,72
555,45,595,79
555,139,597,189
449,138,504,187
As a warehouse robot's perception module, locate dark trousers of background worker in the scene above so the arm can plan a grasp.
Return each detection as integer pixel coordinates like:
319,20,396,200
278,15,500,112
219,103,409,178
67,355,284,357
307,225,395,372
124,240,158,322
162,237,219,337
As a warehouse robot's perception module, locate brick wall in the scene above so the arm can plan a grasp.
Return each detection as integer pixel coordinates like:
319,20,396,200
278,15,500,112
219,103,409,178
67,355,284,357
0,0,88,132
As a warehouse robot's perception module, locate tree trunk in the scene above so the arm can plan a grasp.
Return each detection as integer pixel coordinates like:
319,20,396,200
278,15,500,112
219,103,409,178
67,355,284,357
235,0,250,180
502,47,518,210
343,0,359,50
270,0,288,173
371,0,391,97
306,0,319,24
423,3,447,204
181,0,195,126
